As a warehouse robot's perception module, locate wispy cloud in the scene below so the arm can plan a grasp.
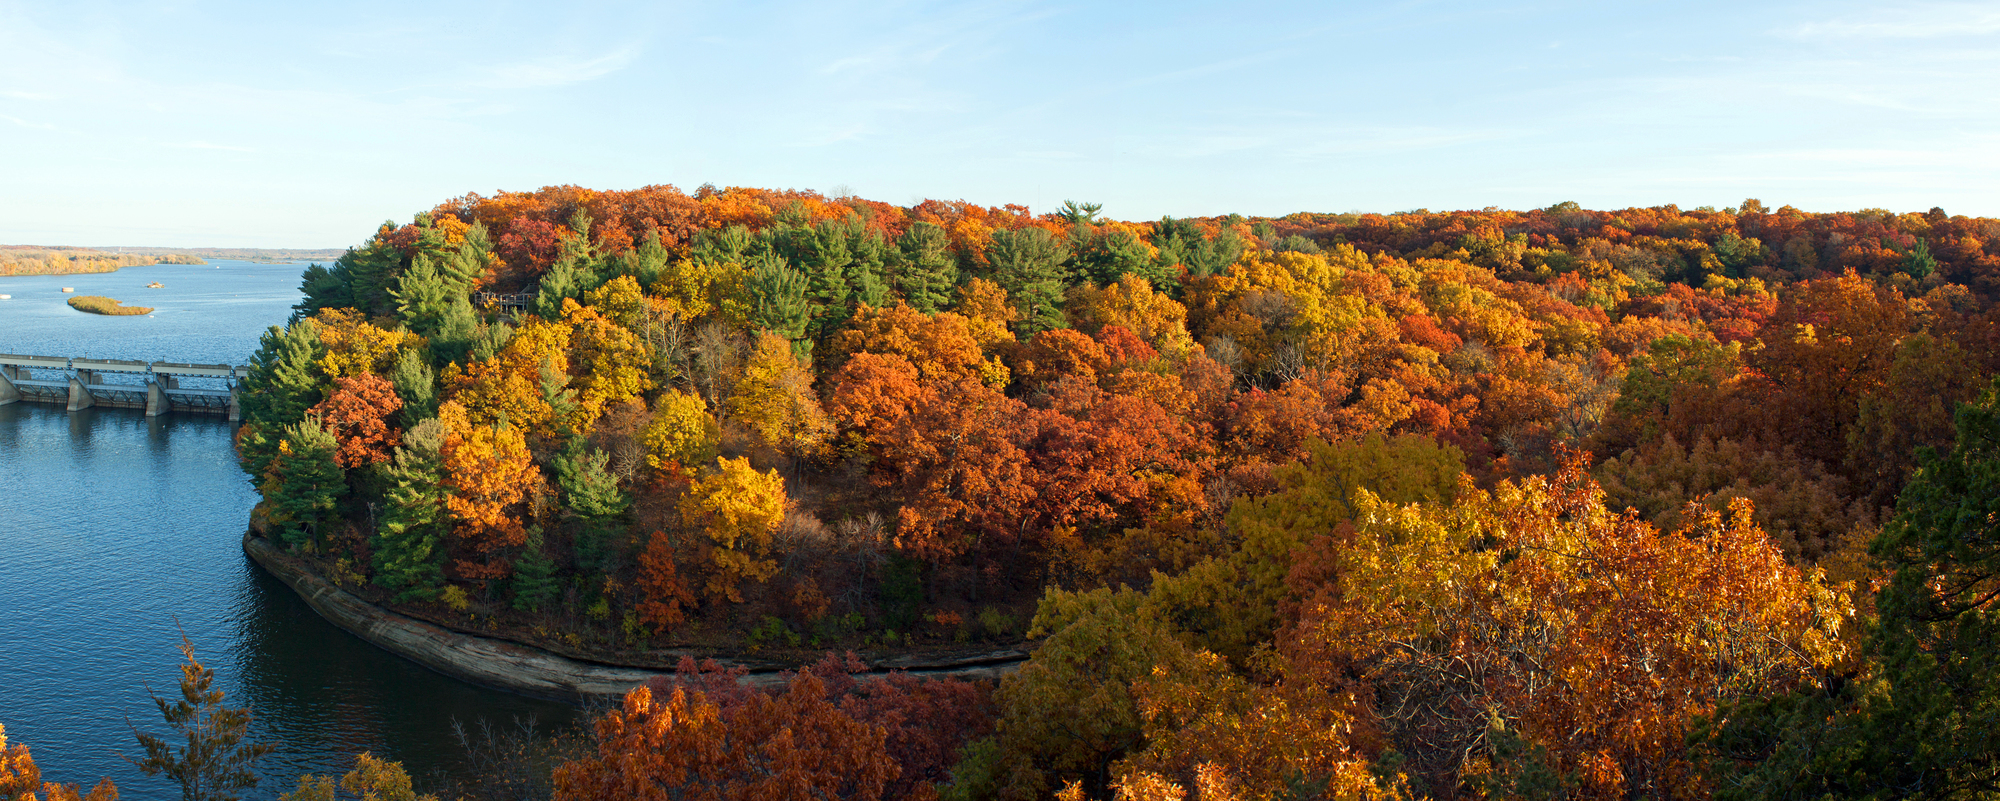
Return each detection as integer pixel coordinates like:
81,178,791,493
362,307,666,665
481,46,640,89
1,89,49,100
0,114,53,129
165,141,255,153
1785,2,2000,39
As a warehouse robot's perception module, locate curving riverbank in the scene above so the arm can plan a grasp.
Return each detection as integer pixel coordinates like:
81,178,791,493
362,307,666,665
243,531,1027,703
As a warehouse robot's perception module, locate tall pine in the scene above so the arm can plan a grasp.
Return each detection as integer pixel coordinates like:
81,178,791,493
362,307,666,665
372,420,446,600
893,220,959,313
987,227,1071,336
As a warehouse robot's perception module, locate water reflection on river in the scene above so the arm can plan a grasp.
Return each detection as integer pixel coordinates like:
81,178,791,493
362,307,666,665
0,262,574,798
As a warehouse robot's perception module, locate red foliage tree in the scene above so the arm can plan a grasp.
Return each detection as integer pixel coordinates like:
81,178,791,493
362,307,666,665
309,373,404,469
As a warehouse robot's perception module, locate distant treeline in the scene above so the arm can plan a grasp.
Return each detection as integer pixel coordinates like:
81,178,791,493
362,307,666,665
0,246,205,277
95,246,346,263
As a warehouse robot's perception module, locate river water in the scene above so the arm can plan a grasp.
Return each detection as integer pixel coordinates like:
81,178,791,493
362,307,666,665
0,261,576,798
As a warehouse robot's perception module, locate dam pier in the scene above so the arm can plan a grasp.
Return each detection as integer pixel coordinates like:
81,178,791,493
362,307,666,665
0,354,248,419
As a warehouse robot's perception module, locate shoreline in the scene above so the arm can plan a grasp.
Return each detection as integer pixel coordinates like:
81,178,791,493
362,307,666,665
242,531,1027,703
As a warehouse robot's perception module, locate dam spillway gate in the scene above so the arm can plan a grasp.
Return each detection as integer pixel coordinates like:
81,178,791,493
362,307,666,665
0,354,248,420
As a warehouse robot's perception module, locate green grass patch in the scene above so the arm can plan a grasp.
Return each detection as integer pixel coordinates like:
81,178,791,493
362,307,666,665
67,295,153,315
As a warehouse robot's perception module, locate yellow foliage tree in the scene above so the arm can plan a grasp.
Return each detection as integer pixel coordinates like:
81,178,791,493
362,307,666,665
1284,455,1849,797
448,314,569,432
1067,275,1198,362
563,298,653,427
730,332,833,461
279,753,435,801
582,274,648,331
953,278,1020,355
642,390,721,477
679,456,787,603
1,724,119,801
313,308,421,378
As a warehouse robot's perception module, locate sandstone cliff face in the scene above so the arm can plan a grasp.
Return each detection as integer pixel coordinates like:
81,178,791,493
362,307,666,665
243,532,1022,703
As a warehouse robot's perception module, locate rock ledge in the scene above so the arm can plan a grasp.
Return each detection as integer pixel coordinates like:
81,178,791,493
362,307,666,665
244,532,1025,703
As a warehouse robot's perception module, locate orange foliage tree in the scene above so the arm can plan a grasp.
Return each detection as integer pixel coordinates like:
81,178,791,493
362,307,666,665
1282,452,1850,798
552,672,897,801
309,373,404,469
437,401,538,581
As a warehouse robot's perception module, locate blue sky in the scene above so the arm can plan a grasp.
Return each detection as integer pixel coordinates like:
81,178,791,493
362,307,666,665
2,0,1996,247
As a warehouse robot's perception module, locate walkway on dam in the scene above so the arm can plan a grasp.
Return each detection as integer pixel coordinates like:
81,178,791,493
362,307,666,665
0,354,248,419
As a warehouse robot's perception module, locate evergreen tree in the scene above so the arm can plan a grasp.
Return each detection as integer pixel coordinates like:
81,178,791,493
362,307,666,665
295,229,401,320
438,222,494,293
617,228,671,287
537,355,581,442
128,634,273,801
536,258,590,321
430,294,479,363
893,220,959,313
467,319,514,364
388,348,437,426
372,420,446,600
747,250,812,344
801,215,891,340
555,439,630,573
1151,215,1244,279
1053,199,1103,225
1274,233,1321,254
690,224,753,265
238,320,327,479
293,262,353,319
1904,237,1940,279
1072,226,1162,290
390,255,455,338
511,529,559,612
263,416,346,549
536,211,605,319
987,227,1071,336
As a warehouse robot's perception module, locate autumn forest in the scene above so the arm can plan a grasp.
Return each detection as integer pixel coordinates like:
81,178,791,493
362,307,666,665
56,184,1996,800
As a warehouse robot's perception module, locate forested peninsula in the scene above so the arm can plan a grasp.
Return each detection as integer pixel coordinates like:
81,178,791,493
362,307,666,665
232,185,2000,799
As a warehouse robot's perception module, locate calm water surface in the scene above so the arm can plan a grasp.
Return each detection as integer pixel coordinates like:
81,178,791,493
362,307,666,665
0,261,575,798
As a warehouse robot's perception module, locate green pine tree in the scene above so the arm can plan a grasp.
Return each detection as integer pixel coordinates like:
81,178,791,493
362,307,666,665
263,416,347,549
535,211,605,319
1904,237,1940,279
690,224,753,265
747,250,812,344
1072,225,1157,288
390,255,455,338
893,220,959,313
511,529,559,612
372,420,447,601
388,348,437,426
554,439,629,573
238,319,327,479
987,227,1071,336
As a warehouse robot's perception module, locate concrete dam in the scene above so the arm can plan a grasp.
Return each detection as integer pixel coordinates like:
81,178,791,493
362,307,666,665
0,354,248,419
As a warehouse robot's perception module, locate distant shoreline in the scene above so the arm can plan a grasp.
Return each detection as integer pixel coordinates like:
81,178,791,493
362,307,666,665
0,246,204,277
88,245,346,262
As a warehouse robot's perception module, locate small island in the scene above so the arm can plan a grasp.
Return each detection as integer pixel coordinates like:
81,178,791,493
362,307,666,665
67,295,153,315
